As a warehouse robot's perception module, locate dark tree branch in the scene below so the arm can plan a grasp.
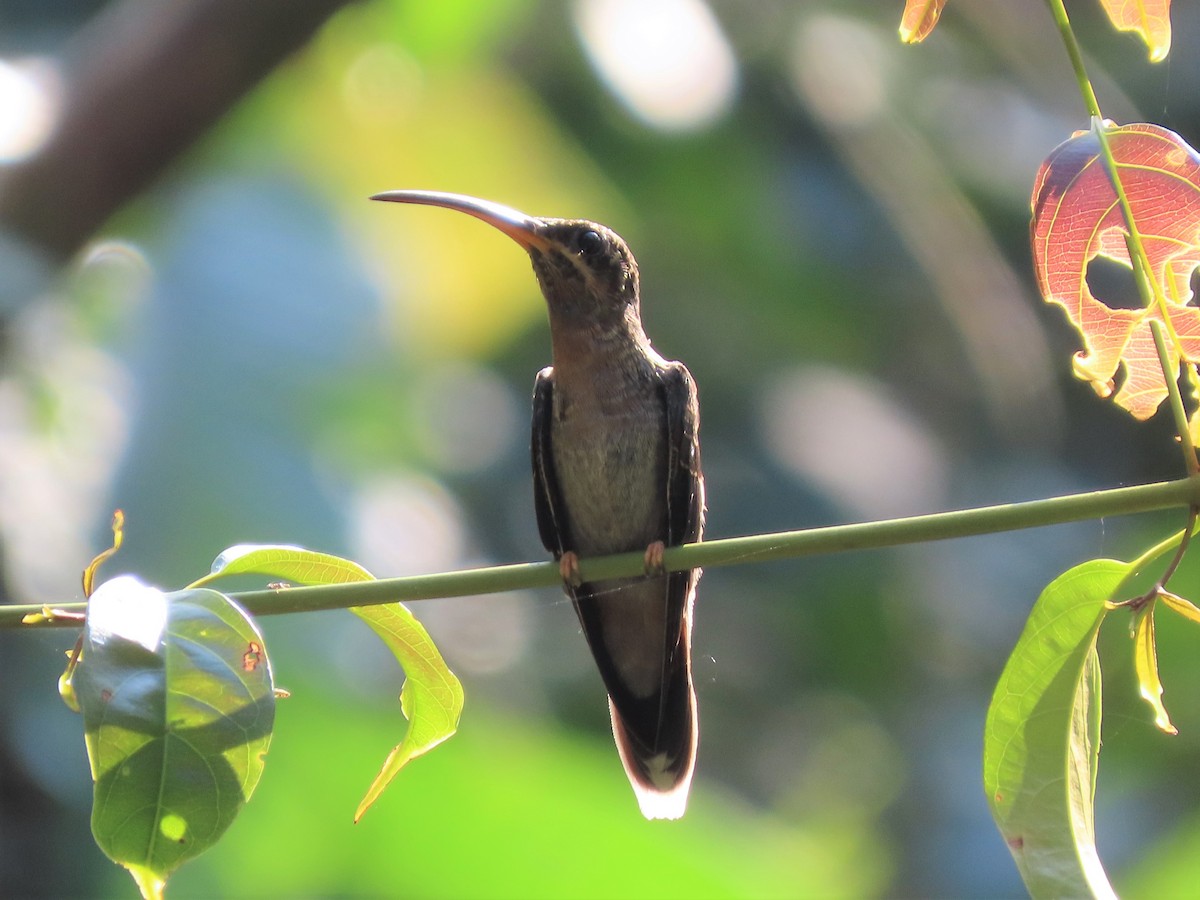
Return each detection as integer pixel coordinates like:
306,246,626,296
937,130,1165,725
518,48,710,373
0,0,357,268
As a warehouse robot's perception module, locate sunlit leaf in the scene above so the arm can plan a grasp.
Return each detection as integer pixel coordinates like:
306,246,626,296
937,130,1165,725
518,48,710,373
73,578,275,896
351,603,464,821
189,542,372,588
898,0,946,43
199,544,464,819
1031,121,1200,419
1159,587,1200,624
1098,0,1172,62
983,559,1124,899
1132,602,1178,734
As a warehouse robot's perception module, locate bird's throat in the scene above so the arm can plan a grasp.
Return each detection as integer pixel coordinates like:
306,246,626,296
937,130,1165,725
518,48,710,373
547,313,653,386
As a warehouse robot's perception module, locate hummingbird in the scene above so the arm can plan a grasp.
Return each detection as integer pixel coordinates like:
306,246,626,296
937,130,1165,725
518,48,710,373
371,191,705,819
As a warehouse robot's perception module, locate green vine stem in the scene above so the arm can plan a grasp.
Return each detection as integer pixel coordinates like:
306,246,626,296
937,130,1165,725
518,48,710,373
1152,318,1200,474
1044,0,1102,119
4,476,1198,629
1117,506,1200,601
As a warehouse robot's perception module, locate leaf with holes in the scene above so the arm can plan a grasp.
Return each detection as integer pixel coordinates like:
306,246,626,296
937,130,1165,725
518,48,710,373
199,544,464,820
73,578,275,898
983,559,1126,899
1031,121,1200,419
1099,0,1172,62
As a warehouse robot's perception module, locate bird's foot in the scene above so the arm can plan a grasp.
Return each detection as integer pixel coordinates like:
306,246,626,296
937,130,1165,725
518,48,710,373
643,540,666,576
559,551,583,588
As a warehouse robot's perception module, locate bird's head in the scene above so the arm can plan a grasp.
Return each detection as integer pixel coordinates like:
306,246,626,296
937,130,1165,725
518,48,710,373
371,191,641,338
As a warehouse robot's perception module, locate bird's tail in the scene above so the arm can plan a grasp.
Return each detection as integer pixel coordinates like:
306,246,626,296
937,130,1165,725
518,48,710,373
607,647,698,820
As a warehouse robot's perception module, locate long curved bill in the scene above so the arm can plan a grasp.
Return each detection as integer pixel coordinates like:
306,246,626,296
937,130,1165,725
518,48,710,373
370,190,551,252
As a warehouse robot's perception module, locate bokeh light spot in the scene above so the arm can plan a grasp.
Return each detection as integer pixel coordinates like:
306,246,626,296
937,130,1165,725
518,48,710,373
417,590,533,676
159,813,188,843
349,473,466,577
759,366,947,519
573,0,737,132
0,57,59,162
790,15,889,127
412,360,520,474
343,44,423,123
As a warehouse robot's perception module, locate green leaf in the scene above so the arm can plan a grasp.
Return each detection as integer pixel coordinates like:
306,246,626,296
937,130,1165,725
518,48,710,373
73,577,275,895
189,543,373,588
350,602,464,821
199,544,464,819
983,559,1126,899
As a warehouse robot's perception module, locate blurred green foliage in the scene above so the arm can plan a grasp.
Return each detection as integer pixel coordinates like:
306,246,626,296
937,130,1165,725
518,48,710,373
7,0,1200,897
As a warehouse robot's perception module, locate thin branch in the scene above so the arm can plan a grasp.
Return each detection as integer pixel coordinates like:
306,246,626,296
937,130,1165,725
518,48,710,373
4,476,1198,629
1156,506,1197,588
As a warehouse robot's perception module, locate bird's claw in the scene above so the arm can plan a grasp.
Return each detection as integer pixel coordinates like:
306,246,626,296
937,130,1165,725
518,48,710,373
559,551,583,588
643,540,666,576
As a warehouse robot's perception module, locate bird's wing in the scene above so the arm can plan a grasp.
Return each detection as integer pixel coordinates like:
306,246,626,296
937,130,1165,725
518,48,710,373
659,361,704,655
661,361,705,548
531,366,572,556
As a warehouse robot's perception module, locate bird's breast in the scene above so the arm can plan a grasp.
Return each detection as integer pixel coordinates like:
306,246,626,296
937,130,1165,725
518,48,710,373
550,385,667,557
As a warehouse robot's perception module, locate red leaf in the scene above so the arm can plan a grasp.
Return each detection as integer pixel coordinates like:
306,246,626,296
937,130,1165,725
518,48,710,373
1031,122,1200,419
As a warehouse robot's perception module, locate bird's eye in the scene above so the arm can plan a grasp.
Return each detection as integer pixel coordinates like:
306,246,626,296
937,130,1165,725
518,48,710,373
577,230,604,256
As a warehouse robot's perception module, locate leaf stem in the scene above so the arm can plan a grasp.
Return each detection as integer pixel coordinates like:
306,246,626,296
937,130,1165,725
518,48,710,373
1099,128,1177,329
1156,507,1196,587
5,476,1198,629
1151,319,1200,474
1127,521,1190,577
1044,0,1102,119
